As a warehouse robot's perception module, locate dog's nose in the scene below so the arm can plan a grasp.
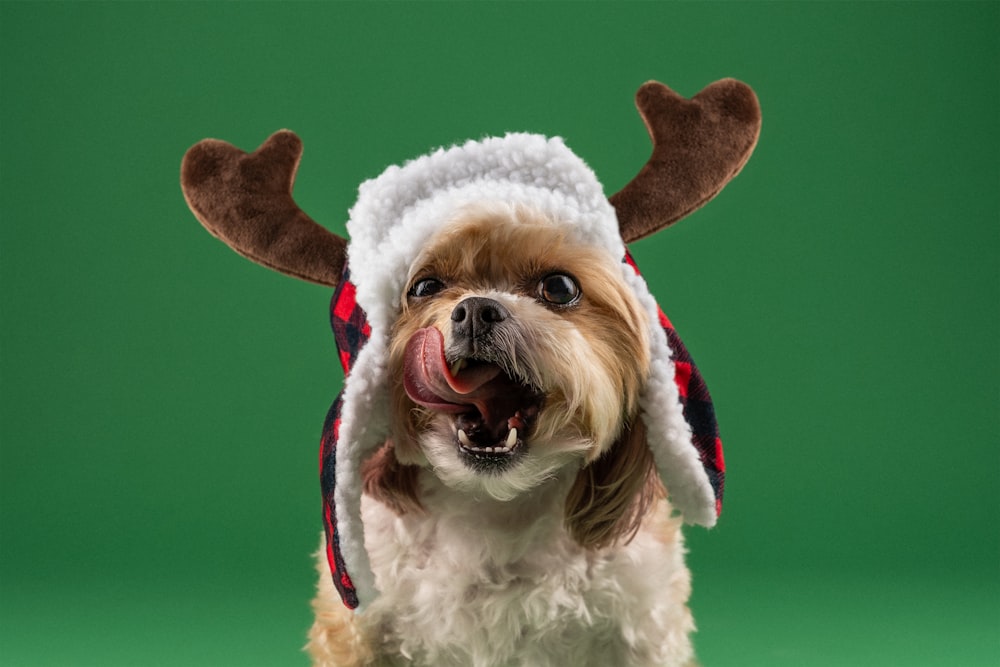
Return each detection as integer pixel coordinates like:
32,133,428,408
451,297,509,341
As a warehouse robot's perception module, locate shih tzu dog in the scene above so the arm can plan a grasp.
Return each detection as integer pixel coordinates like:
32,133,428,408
309,204,692,666
180,80,760,667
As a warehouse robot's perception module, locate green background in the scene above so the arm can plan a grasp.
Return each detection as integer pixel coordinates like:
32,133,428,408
2,2,997,665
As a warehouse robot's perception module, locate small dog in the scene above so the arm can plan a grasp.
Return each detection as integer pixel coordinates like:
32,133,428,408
307,205,693,665
179,79,759,667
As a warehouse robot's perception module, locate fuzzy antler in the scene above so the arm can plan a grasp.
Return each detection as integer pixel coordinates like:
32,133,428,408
181,130,347,287
181,80,759,282
611,79,761,243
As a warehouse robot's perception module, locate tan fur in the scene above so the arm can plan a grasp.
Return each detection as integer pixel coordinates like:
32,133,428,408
565,419,662,549
361,440,423,516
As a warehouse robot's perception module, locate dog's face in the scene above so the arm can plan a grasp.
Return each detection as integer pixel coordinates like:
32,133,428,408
382,204,652,509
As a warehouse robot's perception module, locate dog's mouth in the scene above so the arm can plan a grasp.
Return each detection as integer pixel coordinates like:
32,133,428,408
403,327,543,471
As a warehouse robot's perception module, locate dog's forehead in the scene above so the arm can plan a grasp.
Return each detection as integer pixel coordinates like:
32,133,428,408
409,209,617,287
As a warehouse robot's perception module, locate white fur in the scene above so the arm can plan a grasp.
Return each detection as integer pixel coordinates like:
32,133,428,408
312,470,695,667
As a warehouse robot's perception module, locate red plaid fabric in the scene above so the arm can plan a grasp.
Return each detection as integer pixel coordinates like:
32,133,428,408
320,257,725,609
318,266,366,609
624,252,725,516
318,392,356,608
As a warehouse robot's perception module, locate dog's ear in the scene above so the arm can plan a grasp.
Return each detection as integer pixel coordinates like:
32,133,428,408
610,79,761,243
564,420,661,549
181,130,348,287
361,440,423,516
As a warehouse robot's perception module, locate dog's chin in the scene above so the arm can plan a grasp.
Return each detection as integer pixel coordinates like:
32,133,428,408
447,377,542,476
416,404,592,502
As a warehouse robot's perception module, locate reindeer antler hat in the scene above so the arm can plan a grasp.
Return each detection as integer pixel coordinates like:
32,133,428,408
181,79,761,611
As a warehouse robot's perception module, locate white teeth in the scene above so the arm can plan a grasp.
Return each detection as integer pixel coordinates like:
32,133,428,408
449,358,467,377
457,427,518,454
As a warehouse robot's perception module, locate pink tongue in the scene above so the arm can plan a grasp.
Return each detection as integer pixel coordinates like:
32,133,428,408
402,327,505,418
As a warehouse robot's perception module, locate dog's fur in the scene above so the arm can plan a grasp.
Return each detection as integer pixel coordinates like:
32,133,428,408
306,205,696,666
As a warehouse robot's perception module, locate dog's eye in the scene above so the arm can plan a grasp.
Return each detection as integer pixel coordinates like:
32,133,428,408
538,273,580,306
409,278,445,298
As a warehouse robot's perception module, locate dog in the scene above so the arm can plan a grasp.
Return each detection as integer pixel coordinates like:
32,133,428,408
306,204,693,665
179,79,760,667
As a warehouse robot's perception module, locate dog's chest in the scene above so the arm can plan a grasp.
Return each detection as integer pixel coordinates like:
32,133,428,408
359,491,693,667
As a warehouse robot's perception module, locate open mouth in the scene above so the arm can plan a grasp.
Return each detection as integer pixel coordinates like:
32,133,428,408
403,327,543,472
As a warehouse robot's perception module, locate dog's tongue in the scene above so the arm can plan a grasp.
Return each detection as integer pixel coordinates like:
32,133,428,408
402,327,508,419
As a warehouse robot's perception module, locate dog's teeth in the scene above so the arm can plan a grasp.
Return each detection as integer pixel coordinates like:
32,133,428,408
457,429,472,448
449,358,467,377
506,428,518,448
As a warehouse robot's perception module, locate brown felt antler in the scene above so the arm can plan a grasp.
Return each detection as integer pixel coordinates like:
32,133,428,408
611,79,761,243
181,130,347,287
181,80,759,284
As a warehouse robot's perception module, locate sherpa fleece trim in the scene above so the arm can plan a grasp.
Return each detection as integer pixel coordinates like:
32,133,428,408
333,133,718,611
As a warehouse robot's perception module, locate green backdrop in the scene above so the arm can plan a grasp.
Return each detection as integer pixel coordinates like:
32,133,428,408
2,2,997,665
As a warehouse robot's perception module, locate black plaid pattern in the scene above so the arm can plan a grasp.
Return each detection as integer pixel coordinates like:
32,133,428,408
319,392,359,609
624,252,725,515
319,263,372,610
330,266,370,373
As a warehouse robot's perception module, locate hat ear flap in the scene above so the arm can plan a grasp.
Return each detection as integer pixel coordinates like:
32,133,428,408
564,420,660,549
651,306,726,521
618,251,725,527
